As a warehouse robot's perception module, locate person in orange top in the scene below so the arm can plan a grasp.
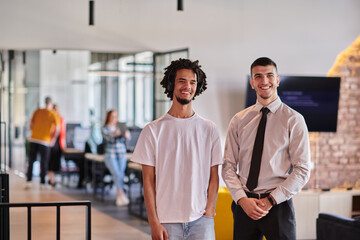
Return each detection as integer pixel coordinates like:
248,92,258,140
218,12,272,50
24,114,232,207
25,96,59,189
48,104,66,187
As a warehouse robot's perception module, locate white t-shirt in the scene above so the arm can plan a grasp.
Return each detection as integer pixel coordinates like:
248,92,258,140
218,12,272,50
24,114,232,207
131,113,223,223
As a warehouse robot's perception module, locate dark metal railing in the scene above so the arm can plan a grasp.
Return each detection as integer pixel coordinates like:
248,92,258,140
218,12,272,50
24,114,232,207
0,115,10,240
0,201,91,240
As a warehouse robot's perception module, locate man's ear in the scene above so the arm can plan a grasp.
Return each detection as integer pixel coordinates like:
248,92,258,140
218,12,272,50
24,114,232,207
250,78,255,89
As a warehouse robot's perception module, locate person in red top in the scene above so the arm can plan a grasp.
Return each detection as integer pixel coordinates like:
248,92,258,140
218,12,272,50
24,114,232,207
48,104,66,187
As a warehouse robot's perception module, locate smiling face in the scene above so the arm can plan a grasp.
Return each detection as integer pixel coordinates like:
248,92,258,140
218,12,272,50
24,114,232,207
173,69,197,105
250,65,280,106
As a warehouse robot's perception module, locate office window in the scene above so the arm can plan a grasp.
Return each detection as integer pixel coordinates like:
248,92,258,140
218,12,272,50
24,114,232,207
118,52,153,127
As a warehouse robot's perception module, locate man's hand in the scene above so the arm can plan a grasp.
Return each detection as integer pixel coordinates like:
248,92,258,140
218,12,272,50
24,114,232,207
258,197,273,212
238,197,269,220
204,207,216,217
150,223,168,240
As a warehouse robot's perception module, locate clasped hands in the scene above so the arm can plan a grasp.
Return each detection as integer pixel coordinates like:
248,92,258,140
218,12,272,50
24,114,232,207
238,197,273,220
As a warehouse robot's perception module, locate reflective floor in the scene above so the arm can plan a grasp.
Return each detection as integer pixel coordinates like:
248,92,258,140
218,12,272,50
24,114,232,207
5,145,151,240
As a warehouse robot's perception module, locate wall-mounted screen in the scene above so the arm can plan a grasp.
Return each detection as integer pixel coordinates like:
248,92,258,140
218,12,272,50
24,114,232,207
245,76,341,132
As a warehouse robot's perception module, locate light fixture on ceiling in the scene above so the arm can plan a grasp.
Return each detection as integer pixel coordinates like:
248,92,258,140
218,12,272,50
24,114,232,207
89,1,94,26
177,0,183,11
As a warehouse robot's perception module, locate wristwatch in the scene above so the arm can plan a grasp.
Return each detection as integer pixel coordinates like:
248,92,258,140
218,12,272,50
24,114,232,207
267,195,276,206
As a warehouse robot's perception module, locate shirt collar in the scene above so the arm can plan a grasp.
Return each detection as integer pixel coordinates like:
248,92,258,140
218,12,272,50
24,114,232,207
255,97,282,114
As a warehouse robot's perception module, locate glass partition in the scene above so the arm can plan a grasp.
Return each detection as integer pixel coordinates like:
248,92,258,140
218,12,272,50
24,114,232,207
0,48,186,170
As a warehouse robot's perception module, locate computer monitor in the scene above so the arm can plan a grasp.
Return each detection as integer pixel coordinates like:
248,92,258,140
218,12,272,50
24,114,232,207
65,123,81,148
245,76,341,132
126,126,142,152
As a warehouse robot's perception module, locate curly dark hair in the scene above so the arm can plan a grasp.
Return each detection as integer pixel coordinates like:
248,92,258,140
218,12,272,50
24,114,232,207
160,58,207,100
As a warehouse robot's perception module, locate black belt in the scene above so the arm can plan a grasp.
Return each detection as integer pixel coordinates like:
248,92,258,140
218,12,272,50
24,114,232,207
245,192,270,199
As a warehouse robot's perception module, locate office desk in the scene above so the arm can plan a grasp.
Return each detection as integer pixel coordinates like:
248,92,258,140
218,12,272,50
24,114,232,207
126,160,146,220
84,153,146,219
62,148,85,188
83,153,134,196
84,153,108,200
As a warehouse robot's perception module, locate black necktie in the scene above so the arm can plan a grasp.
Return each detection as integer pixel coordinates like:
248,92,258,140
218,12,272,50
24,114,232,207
246,107,270,192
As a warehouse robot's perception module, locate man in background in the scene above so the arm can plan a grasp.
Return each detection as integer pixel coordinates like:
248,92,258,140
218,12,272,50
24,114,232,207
25,96,59,189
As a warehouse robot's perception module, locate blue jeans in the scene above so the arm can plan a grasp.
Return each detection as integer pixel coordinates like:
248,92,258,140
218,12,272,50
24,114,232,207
162,216,215,240
104,151,127,191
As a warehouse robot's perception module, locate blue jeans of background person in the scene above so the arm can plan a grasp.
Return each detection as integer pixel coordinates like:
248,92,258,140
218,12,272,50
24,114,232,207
104,151,127,191
162,215,215,240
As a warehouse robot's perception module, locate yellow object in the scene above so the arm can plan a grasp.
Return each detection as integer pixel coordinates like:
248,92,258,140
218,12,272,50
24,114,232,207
214,187,267,240
30,108,59,143
214,187,233,240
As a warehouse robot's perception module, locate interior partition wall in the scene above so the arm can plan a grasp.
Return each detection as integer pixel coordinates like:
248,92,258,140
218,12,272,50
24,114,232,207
90,51,154,128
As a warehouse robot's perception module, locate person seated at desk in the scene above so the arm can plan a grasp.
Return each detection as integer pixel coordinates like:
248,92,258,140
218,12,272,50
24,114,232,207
102,110,130,206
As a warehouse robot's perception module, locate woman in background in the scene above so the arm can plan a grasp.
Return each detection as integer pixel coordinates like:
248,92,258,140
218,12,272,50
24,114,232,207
102,110,130,206
48,104,66,187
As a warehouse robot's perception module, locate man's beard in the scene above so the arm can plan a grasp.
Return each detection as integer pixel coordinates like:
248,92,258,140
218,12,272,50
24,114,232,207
175,95,191,105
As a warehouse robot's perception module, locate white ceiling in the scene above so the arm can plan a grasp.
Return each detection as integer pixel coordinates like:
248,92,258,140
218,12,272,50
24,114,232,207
0,0,236,53
1,0,360,133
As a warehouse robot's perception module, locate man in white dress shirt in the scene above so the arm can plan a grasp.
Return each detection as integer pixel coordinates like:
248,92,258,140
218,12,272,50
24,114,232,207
222,57,311,240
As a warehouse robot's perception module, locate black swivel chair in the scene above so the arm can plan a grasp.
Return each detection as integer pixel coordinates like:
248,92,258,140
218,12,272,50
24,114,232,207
317,213,360,240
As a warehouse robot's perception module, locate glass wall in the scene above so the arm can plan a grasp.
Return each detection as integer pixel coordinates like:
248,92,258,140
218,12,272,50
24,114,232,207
0,48,188,170
134,51,154,127
89,51,154,128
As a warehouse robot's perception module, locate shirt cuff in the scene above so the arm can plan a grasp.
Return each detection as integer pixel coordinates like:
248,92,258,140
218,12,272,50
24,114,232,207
270,188,287,204
232,189,247,204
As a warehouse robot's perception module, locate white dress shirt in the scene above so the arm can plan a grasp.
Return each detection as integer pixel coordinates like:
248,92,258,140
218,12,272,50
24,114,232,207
222,97,311,204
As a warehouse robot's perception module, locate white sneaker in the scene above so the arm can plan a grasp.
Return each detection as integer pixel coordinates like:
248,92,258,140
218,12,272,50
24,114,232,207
23,182,32,190
116,194,129,206
116,196,124,206
121,195,130,205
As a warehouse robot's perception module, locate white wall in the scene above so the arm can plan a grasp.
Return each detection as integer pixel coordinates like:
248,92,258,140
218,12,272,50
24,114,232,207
0,0,359,138
39,50,90,125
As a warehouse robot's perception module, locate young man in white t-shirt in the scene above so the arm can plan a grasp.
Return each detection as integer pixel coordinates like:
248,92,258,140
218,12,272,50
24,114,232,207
131,59,223,240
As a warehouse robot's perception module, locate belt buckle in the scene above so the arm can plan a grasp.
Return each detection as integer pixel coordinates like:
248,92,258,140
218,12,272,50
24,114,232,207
257,193,260,199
